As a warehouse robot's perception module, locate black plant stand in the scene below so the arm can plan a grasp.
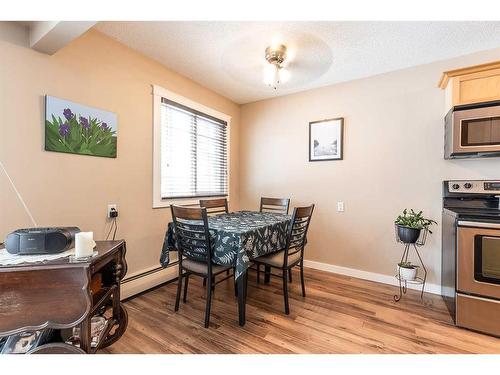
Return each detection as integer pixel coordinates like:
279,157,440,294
394,227,428,302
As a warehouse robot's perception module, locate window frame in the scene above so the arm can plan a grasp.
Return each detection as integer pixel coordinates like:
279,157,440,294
152,85,231,208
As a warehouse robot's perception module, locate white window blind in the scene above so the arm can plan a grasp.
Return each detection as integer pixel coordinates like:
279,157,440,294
160,98,228,199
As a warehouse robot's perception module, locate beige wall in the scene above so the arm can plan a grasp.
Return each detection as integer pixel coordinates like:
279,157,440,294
240,48,500,286
0,29,240,276
3,24,500,289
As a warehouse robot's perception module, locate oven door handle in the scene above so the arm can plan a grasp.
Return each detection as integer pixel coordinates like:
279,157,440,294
458,220,500,229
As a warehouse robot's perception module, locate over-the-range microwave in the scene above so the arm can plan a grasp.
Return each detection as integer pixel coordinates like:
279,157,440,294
445,100,500,159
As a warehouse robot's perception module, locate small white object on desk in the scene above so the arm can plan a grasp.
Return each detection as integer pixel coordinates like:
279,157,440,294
75,232,96,259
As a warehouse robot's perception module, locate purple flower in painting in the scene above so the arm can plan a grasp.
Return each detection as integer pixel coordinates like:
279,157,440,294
63,108,74,121
80,116,89,129
101,122,109,131
59,122,70,137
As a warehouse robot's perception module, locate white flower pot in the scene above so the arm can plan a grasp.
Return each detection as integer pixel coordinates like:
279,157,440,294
397,265,417,281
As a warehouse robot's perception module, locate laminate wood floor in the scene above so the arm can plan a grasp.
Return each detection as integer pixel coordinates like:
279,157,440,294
103,268,500,354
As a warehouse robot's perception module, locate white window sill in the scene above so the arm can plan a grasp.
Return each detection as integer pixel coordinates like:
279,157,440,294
153,196,230,208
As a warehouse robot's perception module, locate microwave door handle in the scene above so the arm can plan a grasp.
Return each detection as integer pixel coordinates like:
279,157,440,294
458,220,500,229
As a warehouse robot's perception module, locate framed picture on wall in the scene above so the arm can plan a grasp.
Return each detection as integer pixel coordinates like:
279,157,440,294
45,95,118,158
309,117,344,161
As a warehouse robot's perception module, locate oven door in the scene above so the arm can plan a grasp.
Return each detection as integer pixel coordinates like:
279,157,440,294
457,221,500,299
452,105,500,156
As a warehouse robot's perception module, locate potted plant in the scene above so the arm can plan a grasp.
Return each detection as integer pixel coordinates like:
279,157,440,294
397,261,419,281
395,209,436,244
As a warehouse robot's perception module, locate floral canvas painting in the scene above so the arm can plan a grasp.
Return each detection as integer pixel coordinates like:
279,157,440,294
45,96,117,158
309,118,344,161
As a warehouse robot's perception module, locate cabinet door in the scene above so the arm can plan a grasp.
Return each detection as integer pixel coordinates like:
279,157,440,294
453,67,500,106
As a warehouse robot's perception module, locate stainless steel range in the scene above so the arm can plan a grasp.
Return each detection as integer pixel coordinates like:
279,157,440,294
442,180,500,337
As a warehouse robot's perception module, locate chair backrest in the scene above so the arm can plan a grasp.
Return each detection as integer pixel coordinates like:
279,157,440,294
199,198,229,216
170,205,212,265
284,204,315,262
260,197,291,215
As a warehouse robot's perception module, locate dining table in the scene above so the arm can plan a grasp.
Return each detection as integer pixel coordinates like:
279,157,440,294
160,210,291,326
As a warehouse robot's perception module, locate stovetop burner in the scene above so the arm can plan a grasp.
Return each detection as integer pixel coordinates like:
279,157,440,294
443,180,500,222
444,207,500,222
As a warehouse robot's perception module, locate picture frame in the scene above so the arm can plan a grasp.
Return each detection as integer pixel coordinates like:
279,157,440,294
309,117,344,161
45,95,118,158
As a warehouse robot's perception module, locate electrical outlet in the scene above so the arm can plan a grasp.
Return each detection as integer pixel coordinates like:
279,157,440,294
107,204,117,218
337,201,345,212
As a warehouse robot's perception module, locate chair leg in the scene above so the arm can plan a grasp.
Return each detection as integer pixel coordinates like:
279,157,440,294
288,268,293,283
244,271,248,300
256,264,260,284
175,267,183,312
204,275,213,328
234,271,238,297
183,273,190,303
264,265,271,284
300,260,306,297
282,269,290,315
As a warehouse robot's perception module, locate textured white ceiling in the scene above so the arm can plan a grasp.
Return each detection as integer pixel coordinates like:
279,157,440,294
95,21,500,104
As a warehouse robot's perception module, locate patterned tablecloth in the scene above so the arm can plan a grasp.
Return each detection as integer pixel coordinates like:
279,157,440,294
160,211,291,280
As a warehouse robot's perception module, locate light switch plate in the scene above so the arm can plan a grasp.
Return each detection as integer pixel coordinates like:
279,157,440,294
337,201,344,212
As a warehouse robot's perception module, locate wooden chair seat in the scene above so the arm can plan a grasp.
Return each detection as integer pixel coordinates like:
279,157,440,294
255,250,301,268
183,258,231,275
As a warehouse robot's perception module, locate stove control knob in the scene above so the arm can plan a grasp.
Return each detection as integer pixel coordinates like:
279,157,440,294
464,183,473,189
452,184,460,190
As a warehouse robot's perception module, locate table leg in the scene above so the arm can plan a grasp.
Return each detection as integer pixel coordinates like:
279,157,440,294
113,260,122,322
79,318,91,353
264,265,271,284
237,270,247,326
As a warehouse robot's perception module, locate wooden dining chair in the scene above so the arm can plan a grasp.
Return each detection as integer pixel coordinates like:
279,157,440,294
199,198,229,216
260,197,291,215
199,198,231,279
170,205,233,328
253,204,315,315
258,197,291,283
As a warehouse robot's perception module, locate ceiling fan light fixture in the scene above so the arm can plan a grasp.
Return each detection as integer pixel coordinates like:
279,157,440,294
263,64,278,86
265,44,287,65
264,44,290,89
279,67,290,83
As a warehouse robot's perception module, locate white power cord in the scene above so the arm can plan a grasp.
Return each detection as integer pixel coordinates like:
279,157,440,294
0,159,38,227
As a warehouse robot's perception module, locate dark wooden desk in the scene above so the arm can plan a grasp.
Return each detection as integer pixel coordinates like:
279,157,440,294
0,240,128,353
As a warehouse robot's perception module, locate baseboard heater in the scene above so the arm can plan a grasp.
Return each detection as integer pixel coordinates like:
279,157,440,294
120,262,178,300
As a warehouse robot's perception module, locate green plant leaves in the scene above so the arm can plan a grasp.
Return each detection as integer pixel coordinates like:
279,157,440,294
45,113,116,158
395,208,437,230
398,261,419,269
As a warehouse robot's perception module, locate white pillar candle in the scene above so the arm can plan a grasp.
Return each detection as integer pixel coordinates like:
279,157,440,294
75,232,95,258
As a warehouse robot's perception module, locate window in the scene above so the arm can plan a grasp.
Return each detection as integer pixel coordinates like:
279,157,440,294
152,86,230,207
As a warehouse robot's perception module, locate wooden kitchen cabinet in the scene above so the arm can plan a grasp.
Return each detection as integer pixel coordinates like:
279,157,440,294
439,61,500,112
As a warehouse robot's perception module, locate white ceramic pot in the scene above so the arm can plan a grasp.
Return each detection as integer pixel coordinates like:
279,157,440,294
397,265,417,281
